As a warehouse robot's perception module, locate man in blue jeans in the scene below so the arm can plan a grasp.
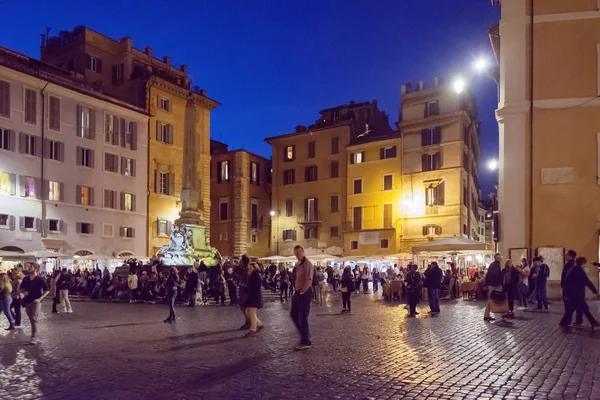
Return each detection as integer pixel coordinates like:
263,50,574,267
290,245,314,351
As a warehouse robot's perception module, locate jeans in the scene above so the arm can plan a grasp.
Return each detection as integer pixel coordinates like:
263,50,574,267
362,279,369,293
342,291,351,311
52,292,59,313
560,298,598,327
373,279,379,292
291,289,312,345
1,295,14,325
167,293,176,321
60,290,72,312
536,282,548,309
428,288,440,313
332,280,338,292
279,283,288,301
407,292,419,315
228,282,238,305
10,297,21,326
517,283,528,307
130,288,138,302
507,289,515,312
25,302,41,338
187,290,196,306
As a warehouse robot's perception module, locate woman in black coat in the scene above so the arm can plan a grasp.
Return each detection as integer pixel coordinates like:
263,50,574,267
244,262,264,336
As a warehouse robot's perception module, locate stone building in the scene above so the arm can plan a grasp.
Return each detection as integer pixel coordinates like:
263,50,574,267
0,45,148,256
40,26,219,256
209,140,272,259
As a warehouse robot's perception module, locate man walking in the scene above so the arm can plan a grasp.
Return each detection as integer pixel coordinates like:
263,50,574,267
20,263,50,344
57,268,73,313
535,256,550,310
562,250,583,324
290,245,314,350
186,266,199,307
559,256,599,329
224,263,239,306
127,269,138,304
484,253,503,322
425,262,443,315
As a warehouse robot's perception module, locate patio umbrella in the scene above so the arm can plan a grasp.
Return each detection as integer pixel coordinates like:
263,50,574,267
0,250,24,257
19,250,72,258
309,254,339,262
384,253,413,260
74,254,116,260
411,236,488,253
258,255,289,262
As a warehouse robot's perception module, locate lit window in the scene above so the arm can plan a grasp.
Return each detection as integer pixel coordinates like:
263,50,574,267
157,219,171,236
219,161,230,182
251,162,258,184
123,157,135,176
78,106,91,139
0,172,9,194
23,176,36,198
158,173,169,195
48,181,60,201
284,145,295,161
121,226,134,238
80,186,91,206
356,152,363,163
123,193,133,211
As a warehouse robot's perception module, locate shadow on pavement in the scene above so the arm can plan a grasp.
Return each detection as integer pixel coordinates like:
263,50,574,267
166,336,247,351
84,321,159,329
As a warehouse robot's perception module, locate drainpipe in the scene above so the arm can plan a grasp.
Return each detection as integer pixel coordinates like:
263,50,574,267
528,0,535,255
146,77,157,257
40,81,50,238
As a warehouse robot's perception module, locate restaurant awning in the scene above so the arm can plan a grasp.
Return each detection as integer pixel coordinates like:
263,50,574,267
412,236,488,253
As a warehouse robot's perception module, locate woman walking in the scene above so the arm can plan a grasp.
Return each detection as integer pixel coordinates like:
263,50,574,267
314,267,326,306
361,266,370,294
164,267,179,323
405,264,422,317
0,268,15,330
353,266,362,294
50,270,60,314
501,259,519,318
10,268,23,328
340,266,355,313
372,268,381,294
244,262,263,336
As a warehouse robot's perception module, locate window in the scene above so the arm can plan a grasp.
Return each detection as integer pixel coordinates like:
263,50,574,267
0,80,9,117
383,175,393,191
423,225,442,236
87,55,102,73
250,162,259,185
351,241,358,250
304,227,318,239
425,182,445,206
251,233,258,243
113,64,124,86
45,139,62,161
0,128,14,151
77,185,92,206
284,145,295,161
48,219,60,233
0,213,9,227
219,232,228,242
330,161,339,178
158,97,170,111
422,153,441,172
330,226,339,238
350,151,365,164
251,202,259,228
24,88,37,125
122,157,135,177
122,193,135,212
331,137,339,154
330,195,339,213
217,161,230,183
105,153,119,173
353,207,362,230
156,172,174,195
157,219,171,236
121,227,135,238
283,169,295,185
0,172,16,195
353,179,362,194
383,203,393,228
77,147,94,168
105,114,118,145
21,176,37,198
305,197,318,221
48,96,60,131
283,229,296,241
380,146,397,159
23,216,35,230
157,122,173,144
219,199,229,221
305,166,317,182
124,121,135,149
425,100,440,117
104,189,117,209
77,222,93,235
77,105,93,139
102,223,114,237
380,239,389,249
20,133,39,156
48,180,61,201
285,199,293,217
422,127,442,146
308,141,315,158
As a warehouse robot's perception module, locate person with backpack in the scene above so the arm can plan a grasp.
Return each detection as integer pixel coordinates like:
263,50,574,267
340,266,354,313
535,256,550,310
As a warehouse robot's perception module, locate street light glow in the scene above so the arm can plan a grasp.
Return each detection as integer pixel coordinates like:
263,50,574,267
269,210,276,217
452,77,466,94
487,159,498,171
473,57,488,72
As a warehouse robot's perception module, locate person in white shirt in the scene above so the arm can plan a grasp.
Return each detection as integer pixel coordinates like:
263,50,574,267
127,270,139,304
516,260,530,309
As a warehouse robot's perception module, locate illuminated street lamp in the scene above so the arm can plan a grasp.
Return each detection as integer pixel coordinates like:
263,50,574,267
487,159,498,171
269,210,276,217
473,56,488,72
452,76,466,94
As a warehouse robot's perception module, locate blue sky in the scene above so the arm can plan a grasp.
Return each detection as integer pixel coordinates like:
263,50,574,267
1,0,500,194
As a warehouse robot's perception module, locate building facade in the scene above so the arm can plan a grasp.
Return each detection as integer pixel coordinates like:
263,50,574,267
210,140,272,259
0,46,148,256
397,79,480,252
40,26,218,256
490,0,600,293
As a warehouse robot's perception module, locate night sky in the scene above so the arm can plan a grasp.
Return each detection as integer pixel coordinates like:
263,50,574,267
1,0,500,195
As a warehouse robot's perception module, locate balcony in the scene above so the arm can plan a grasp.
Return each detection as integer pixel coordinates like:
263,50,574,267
297,212,322,226
250,216,263,231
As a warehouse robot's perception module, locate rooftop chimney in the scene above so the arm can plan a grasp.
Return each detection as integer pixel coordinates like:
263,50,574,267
401,84,407,95
163,56,170,67
418,81,424,90
145,47,152,60
180,64,188,74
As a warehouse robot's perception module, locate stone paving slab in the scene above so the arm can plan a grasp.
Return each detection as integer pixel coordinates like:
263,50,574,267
1,292,599,399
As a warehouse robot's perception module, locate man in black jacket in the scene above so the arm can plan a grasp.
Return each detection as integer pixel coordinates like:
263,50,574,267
484,253,503,321
425,262,443,315
561,250,583,324
559,256,599,329
185,267,199,307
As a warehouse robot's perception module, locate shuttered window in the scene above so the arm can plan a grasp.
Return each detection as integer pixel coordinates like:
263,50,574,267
0,80,9,117
24,89,37,125
49,96,61,131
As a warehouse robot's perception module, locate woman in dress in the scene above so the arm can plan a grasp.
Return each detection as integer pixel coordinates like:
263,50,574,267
244,262,263,336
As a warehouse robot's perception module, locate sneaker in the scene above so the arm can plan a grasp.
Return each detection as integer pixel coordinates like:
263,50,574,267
239,323,251,330
5,326,14,331
67,310,73,313
245,330,259,337
163,319,172,324
340,309,347,314
573,322,584,327
559,323,572,330
29,337,39,345
294,343,312,351
484,317,496,322
14,325,21,329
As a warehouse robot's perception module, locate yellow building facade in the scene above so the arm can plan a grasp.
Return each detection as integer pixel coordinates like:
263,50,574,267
490,0,600,294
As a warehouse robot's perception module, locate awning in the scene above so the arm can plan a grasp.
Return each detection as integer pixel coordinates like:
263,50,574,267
412,236,488,253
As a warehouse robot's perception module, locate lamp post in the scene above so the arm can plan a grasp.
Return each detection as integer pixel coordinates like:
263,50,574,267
270,210,278,255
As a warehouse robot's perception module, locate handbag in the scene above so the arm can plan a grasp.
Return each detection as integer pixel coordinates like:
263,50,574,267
490,290,506,302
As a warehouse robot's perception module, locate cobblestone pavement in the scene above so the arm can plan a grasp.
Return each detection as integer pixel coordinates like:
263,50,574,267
1,292,599,400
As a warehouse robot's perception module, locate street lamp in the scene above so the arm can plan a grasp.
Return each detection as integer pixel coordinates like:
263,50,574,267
452,76,466,94
473,56,488,72
269,210,276,217
487,159,498,171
